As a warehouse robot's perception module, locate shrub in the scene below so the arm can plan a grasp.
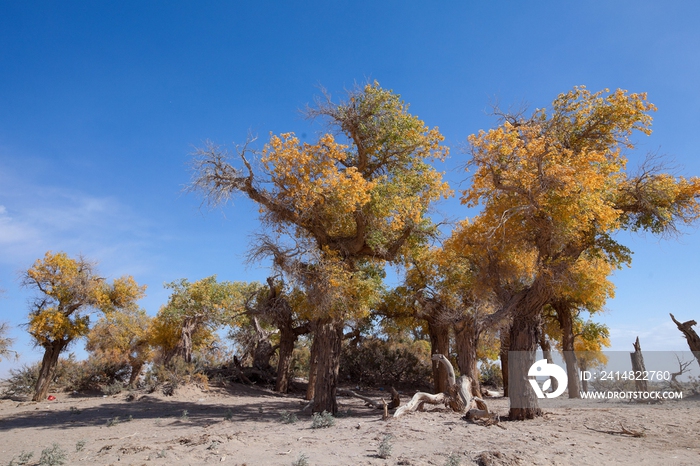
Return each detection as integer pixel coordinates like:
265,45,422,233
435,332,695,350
279,410,298,424
377,434,393,459
339,337,432,388
2,363,39,397
143,358,209,395
479,361,503,388
445,453,461,466
8,451,33,466
102,381,123,396
311,411,335,429
38,444,67,466
291,453,309,466
2,355,133,398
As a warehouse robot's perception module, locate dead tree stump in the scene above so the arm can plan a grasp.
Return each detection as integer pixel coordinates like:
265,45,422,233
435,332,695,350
670,313,700,368
630,337,648,393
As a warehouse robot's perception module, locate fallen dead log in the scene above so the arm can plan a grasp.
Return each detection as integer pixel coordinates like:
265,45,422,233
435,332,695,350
584,422,645,438
394,354,491,419
337,387,401,410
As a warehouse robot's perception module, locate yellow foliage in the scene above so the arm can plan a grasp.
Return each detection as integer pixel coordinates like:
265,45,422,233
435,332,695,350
459,86,700,312
86,307,153,366
23,251,146,348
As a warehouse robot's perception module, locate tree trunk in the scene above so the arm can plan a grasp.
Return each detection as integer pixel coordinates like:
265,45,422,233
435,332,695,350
580,359,589,392
507,277,552,420
312,318,344,414
555,304,581,398
670,313,700,368
538,334,558,394
275,325,297,393
427,319,450,394
454,318,482,396
508,310,543,420
306,330,319,401
33,339,69,401
168,316,199,364
630,337,648,393
499,327,510,397
128,359,144,387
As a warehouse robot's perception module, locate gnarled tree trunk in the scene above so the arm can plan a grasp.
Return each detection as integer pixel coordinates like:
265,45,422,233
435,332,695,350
499,327,510,397
394,354,490,419
538,333,558,394
167,315,201,364
508,310,544,420
128,359,145,387
306,331,319,401
275,325,297,393
454,318,482,396
554,303,581,398
670,313,700,368
426,318,450,394
33,338,70,401
507,277,552,420
311,318,344,414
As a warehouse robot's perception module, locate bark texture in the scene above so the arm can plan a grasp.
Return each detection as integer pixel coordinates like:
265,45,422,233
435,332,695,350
311,319,344,414
427,319,450,394
455,318,482,396
630,337,648,393
508,310,543,420
499,327,510,397
670,313,700,368
555,304,581,398
394,354,489,418
33,339,69,401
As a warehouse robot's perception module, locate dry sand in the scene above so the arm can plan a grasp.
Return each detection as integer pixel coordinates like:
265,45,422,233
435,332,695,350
1,383,699,465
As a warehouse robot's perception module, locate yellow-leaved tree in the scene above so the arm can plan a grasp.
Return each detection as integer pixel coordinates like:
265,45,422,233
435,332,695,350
151,276,256,365
86,307,153,387
22,251,146,401
462,87,700,419
190,82,450,413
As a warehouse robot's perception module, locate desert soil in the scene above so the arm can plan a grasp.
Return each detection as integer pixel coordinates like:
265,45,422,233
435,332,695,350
1,382,699,466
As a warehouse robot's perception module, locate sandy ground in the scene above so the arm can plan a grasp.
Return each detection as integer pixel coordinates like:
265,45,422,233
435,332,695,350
1,382,699,466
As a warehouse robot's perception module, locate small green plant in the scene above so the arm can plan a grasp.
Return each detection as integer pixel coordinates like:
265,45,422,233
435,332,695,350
102,381,123,396
377,434,393,459
180,409,189,420
206,440,221,451
311,410,335,429
279,410,298,424
69,406,81,415
156,449,167,458
106,416,120,427
38,443,67,466
445,452,461,466
291,453,309,466
8,451,33,466
75,439,87,452
223,409,233,421
126,414,133,422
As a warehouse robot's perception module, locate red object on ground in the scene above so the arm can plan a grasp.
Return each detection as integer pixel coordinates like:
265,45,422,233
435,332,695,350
47,395,56,401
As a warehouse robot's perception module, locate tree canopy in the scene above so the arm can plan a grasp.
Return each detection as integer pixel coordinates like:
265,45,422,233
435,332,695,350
22,251,146,400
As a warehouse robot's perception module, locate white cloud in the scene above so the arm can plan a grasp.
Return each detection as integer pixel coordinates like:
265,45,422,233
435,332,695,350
608,320,688,352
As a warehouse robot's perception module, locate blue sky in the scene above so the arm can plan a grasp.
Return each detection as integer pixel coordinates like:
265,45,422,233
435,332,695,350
1,1,699,375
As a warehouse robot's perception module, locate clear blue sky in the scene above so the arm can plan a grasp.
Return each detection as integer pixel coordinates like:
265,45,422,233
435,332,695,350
2,1,699,375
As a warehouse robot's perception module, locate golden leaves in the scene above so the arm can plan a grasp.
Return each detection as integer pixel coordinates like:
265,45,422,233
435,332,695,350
23,251,146,346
